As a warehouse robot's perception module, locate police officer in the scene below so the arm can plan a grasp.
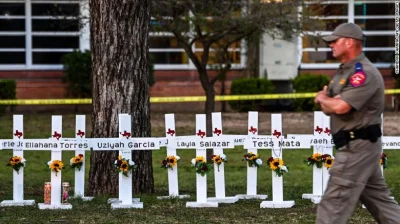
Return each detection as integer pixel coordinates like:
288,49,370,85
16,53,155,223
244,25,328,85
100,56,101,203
314,23,400,224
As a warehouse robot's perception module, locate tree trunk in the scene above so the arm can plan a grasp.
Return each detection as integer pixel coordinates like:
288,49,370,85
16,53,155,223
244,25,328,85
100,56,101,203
246,33,260,78
220,78,226,112
204,78,215,160
89,0,153,196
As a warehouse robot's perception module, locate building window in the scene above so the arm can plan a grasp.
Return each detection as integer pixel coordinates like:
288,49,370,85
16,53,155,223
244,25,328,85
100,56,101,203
0,2,25,65
31,1,80,65
0,1,244,70
301,0,396,68
0,52,25,64
0,1,82,69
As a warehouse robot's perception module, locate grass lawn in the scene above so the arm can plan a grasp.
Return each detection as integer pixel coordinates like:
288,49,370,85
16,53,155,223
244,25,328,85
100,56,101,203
0,113,399,224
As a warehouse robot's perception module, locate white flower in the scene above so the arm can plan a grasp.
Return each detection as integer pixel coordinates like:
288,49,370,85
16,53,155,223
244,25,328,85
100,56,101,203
191,158,196,166
281,166,288,172
114,160,118,165
21,158,26,164
128,160,135,166
175,156,180,161
256,158,262,165
70,158,73,165
220,154,226,160
47,161,52,166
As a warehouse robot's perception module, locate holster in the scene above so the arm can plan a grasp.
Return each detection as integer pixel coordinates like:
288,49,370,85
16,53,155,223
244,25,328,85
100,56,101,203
332,124,382,149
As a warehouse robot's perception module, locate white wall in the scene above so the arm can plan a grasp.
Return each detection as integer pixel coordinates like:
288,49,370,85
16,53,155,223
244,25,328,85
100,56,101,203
259,33,299,80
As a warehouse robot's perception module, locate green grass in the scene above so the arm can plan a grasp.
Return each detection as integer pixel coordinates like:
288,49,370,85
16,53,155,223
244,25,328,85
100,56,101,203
0,113,399,223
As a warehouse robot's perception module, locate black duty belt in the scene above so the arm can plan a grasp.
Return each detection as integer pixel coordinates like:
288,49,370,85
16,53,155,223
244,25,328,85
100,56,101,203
332,124,382,149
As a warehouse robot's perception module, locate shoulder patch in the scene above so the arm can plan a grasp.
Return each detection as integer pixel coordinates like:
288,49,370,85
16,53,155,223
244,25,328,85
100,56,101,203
350,72,366,87
350,62,366,87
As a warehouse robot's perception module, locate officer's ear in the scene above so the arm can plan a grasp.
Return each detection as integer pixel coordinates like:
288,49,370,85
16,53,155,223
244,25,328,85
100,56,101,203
343,38,353,47
346,38,361,49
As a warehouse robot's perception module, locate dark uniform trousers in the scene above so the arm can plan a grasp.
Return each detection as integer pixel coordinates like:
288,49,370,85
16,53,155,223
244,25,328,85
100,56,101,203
316,138,400,224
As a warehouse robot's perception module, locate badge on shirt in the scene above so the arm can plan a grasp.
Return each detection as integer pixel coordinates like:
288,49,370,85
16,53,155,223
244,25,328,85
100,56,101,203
349,62,366,87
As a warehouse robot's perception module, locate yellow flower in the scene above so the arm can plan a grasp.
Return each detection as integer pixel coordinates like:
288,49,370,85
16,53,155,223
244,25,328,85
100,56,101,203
50,160,64,172
9,156,22,166
120,160,129,172
248,153,258,161
269,158,283,170
324,157,334,169
379,159,383,165
196,156,205,163
212,155,222,164
311,153,322,161
73,156,83,164
118,155,122,160
9,159,16,166
13,156,22,164
167,156,178,167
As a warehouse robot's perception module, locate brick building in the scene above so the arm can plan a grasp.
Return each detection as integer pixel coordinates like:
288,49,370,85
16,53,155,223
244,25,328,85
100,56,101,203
0,0,397,111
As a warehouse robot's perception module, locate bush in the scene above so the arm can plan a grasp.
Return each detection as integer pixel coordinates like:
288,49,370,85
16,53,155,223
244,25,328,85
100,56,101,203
62,50,156,98
229,78,275,112
0,80,16,114
292,74,330,111
62,50,92,98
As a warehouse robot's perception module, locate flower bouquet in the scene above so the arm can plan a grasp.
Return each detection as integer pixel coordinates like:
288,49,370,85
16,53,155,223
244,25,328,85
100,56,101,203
6,156,26,174
161,155,180,170
304,153,323,168
114,155,136,177
191,156,212,176
47,160,64,176
70,154,84,171
242,152,262,167
267,157,289,177
211,154,227,171
304,153,334,169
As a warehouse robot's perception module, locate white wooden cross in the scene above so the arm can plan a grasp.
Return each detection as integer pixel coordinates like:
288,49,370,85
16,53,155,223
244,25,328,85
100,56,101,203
236,111,268,200
157,113,190,199
258,113,297,208
185,114,218,208
0,115,35,207
243,113,309,207
310,112,332,204
38,115,73,209
98,114,159,209
286,111,333,204
290,112,333,203
73,115,93,201
207,112,238,203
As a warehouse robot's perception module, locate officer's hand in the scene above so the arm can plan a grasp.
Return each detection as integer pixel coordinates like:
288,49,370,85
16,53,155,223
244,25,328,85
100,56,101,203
322,85,328,94
314,86,328,103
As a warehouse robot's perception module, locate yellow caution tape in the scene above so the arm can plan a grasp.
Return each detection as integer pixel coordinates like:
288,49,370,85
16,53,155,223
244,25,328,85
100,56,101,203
0,89,399,105
0,99,92,105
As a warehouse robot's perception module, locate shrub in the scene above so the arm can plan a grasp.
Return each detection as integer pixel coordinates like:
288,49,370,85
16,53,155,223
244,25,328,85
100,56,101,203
0,80,16,114
229,78,275,112
292,74,330,111
62,50,156,98
61,50,92,98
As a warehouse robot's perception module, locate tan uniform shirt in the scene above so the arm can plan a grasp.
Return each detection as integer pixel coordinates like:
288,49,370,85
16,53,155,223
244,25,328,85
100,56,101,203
327,53,385,134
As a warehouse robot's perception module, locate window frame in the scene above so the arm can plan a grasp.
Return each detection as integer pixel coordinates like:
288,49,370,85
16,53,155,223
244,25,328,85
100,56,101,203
300,0,397,69
0,0,83,70
0,1,246,70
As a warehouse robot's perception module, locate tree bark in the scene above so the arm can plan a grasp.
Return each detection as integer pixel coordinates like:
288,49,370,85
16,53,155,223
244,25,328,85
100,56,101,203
89,0,153,196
